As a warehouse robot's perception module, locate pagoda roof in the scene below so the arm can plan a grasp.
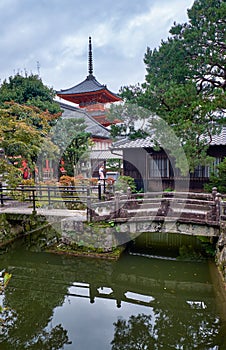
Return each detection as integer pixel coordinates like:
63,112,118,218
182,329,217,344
56,37,121,106
57,74,121,106
59,74,106,95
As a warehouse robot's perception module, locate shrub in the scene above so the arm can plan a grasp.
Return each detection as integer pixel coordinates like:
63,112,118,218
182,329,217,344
73,175,89,186
89,177,98,185
114,175,136,193
21,178,35,186
41,179,59,186
204,158,226,193
59,175,74,186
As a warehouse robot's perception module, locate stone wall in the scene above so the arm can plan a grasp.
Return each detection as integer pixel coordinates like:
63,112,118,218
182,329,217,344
216,225,226,285
61,218,119,252
0,213,59,250
61,216,220,253
215,200,226,285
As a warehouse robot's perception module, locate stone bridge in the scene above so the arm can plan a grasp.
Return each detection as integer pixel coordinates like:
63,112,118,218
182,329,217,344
89,188,225,237
61,188,226,263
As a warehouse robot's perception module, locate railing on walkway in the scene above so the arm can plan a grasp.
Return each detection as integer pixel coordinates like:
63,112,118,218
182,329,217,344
0,183,108,218
0,182,225,226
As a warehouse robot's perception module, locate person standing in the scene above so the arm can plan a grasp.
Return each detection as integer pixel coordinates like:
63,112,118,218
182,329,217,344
98,165,105,180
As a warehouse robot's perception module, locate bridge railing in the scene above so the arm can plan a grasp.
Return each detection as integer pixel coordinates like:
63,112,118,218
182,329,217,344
89,187,225,224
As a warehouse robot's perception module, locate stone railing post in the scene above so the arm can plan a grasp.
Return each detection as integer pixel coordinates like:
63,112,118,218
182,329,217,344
127,187,131,200
220,202,226,223
158,198,170,216
215,192,222,222
207,202,216,222
212,187,218,201
0,182,4,206
207,187,219,222
114,191,122,218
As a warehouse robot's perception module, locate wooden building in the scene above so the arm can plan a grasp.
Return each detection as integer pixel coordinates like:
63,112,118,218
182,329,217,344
111,128,226,192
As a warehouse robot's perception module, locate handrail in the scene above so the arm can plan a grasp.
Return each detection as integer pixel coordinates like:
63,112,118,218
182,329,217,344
0,184,101,217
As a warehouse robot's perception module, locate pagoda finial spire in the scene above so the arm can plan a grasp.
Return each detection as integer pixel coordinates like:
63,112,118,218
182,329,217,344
88,36,93,76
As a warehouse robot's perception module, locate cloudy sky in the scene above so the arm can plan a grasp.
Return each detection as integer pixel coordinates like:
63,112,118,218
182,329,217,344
0,0,194,94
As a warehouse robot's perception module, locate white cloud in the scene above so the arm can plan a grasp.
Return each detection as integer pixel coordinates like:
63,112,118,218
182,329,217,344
0,0,194,91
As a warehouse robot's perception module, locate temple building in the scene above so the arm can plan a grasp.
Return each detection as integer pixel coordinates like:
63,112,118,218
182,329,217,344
57,37,121,127
56,37,122,178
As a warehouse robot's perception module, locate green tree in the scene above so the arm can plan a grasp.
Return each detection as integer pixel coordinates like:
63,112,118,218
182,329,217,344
0,74,64,182
111,311,221,350
114,175,136,193
205,158,226,193
0,158,21,187
50,117,91,177
107,102,150,140
119,0,226,171
0,73,61,115
0,102,60,180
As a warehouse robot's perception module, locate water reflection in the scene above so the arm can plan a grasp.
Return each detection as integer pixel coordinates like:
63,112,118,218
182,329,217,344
0,242,225,349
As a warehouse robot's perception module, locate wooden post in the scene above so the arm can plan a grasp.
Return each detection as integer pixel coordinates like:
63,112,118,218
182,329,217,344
0,183,3,206
98,181,101,201
48,186,51,206
86,186,91,222
32,189,36,214
39,184,42,198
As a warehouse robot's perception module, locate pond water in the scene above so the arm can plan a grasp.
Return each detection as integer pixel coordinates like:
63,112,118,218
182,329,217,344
0,237,226,349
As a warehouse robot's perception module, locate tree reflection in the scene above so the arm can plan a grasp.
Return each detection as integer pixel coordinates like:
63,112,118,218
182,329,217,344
0,264,71,349
24,324,71,350
111,310,221,350
111,314,155,350
1,321,70,349
0,243,225,349
0,289,71,350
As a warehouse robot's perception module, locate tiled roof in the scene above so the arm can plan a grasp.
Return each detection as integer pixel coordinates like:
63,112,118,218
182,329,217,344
57,75,106,95
90,149,122,160
58,102,110,139
112,136,155,149
209,127,226,145
56,74,121,105
112,127,226,149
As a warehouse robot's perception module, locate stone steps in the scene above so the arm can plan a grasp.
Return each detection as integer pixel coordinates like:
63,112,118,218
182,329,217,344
127,208,207,220
127,202,211,211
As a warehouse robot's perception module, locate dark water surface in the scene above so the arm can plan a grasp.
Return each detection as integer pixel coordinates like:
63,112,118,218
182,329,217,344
0,240,226,349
